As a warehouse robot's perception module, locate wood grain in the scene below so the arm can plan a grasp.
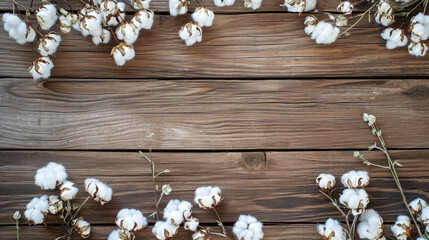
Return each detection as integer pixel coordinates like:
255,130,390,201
1,14,428,79
1,150,428,226
1,79,429,150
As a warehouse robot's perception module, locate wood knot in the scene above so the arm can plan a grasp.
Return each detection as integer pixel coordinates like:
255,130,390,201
403,85,429,101
240,152,266,171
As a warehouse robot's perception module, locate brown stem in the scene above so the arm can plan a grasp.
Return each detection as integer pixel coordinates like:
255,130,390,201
195,0,204,7
212,207,233,240
341,0,379,36
319,190,353,239
54,232,75,240
108,28,120,44
62,0,84,16
124,0,137,10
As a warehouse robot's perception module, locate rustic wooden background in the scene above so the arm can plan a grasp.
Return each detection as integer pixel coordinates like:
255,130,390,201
1,0,429,239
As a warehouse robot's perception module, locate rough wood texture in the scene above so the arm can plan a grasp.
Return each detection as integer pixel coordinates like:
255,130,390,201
1,14,428,79
1,150,428,226
1,79,429,150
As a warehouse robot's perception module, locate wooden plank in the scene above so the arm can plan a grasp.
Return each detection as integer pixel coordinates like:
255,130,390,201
1,150,428,226
1,14,428,79
1,79,429,150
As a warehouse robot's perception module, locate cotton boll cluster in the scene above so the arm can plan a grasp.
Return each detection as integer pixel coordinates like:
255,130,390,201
233,215,264,240
48,195,64,214
337,1,353,15
130,0,152,10
38,32,62,56
214,0,235,7
194,186,223,209
357,209,385,240
341,170,370,188
381,28,408,50
59,180,79,200
375,0,394,26
316,173,335,192
72,217,91,238
152,221,180,239
391,215,411,240
244,0,263,10
281,0,316,13
36,4,58,30
85,178,113,205
29,56,54,81
111,42,136,66
24,195,49,224
192,7,215,27
309,21,340,44
179,22,203,46
169,0,188,16
317,218,347,240
35,162,68,189
132,9,155,30
2,13,36,45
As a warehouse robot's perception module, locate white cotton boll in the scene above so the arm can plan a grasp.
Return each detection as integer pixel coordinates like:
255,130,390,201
29,57,54,81
310,21,339,44
26,27,36,42
38,32,61,56
2,13,21,32
59,180,79,200
80,10,103,37
357,209,384,240
92,28,111,45
84,178,113,205
408,198,428,216
24,195,49,224
48,195,63,214
116,23,140,45
376,12,394,26
100,0,126,27
131,0,152,9
214,0,235,7
341,170,370,189
281,0,316,13
163,199,193,225
337,1,353,14
184,217,199,231
304,15,317,35
116,208,147,232
339,188,369,216
421,206,429,225
59,10,78,33
192,230,211,240
411,23,429,42
169,0,188,16
132,9,155,30
317,218,347,240
391,215,411,240
192,7,215,27
179,22,203,46
34,162,68,190
152,221,179,239
363,113,376,125
194,186,222,209
408,41,428,57
72,217,91,238
111,43,136,66
36,4,58,30
411,12,429,25
233,215,264,240
244,0,263,10
381,28,408,49
2,13,35,44
108,229,135,240
316,173,335,191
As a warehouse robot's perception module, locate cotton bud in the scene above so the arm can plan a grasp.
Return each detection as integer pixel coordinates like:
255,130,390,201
317,218,347,240
337,1,353,15
84,178,113,205
111,42,136,66
179,22,203,46
233,215,264,240
48,195,63,214
13,211,21,220
339,188,369,216
421,206,429,226
316,173,336,191
80,9,103,37
38,32,61,56
116,208,147,232
2,13,36,44
36,4,58,30
391,215,411,240
130,0,152,10
29,57,54,81
311,21,339,44
162,184,172,195
341,170,369,189
169,0,188,16
152,221,179,240
281,0,316,13
59,180,79,200
184,217,199,231
164,199,193,225
108,229,135,240
34,162,67,190
375,0,394,26
192,229,212,240
304,15,317,35
244,0,263,10
24,195,49,224
194,186,223,209
101,0,126,27
192,7,215,27
357,209,384,240
335,15,347,27
381,28,408,50
132,9,155,30
116,22,140,45
72,217,91,238
408,198,428,216
363,113,376,126
214,0,235,7
408,41,428,57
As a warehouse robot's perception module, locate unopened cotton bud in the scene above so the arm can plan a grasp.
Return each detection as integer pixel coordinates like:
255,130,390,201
337,1,353,14
304,15,317,35
131,9,155,30
92,28,111,45
36,4,58,30
244,0,263,10
194,186,223,209
341,170,369,189
169,0,188,16
116,22,140,45
281,0,316,13
179,22,203,46
408,198,428,216
391,215,411,240
317,218,347,240
192,7,215,27
13,211,21,220
233,215,264,240
116,208,147,232
152,221,179,240
130,0,152,10
29,57,54,81
85,178,113,205
162,184,172,195
72,217,91,238
111,42,136,66
357,209,384,240
214,0,235,7
184,217,199,231
408,41,428,57
316,173,336,191
38,32,61,56
48,195,64,214
363,113,376,126
59,180,79,200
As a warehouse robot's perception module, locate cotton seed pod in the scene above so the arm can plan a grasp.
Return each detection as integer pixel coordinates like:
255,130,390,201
108,229,136,240
130,0,152,10
111,42,136,66
311,21,340,44
410,21,429,42
194,186,223,209
179,22,203,46
304,15,318,35
281,0,316,13
316,173,336,192
131,9,155,30
13,211,21,220
317,218,347,240
29,56,54,81
408,198,428,216
337,1,353,15
59,180,79,200
152,221,179,240
36,4,58,30
169,0,188,16
408,41,428,57
38,32,61,56
391,215,411,240
192,230,212,240
48,195,64,215
335,15,348,27
72,217,91,238
84,178,113,205
341,170,370,189
244,0,263,10
192,7,215,27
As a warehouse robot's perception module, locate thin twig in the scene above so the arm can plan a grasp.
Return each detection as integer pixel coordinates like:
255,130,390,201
340,0,379,37
212,207,233,240
68,196,90,225
195,0,204,7
319,190,352,238
140,151,160,221
62,0,85,16
54,232,75,240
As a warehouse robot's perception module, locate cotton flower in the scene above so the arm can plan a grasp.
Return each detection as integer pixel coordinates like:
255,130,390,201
357,209,384,240
408,41,428,57
152,221,179,239
116,208,147,232
29,57,54,81
100,0,126,27
375,0,394,26
192,229,211,240
339,188,369,216
335,16,347,27
2,13,36,44
381,28,408,50
92,28,111,45
214,0,235,7
391,215,411,240
111,42,136,66
84,178,113,205
421,206,429,226
72,217,91,238
38,32,61,56
281,0,316,13
192,7,215,27
233,215,264,240
184,217,199,231
80,8,103,37
408,198,428,216
59,180,79,200
310,21,339,44
48,195,63,214
363,113,376,126
162,184,172,195
131,9,155,30
108,229,135,240
24,195,49,224
244,0,263,10
194,186,222,209
179,22,203,46
36,4,58,30
316,173,336,191
317,218,347,240
164,199,193,225
34,162,67,190
169,0,188,16
341,170,369,189
304,15,317,35
337,1,353,14
59,10,78,34
130,0,152,10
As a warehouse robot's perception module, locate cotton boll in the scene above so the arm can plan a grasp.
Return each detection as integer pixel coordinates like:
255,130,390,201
111,43,136,66
36,4,58,30
192,7,215,27
339,188,369,216
304,15,317,35
2,13,21,32
421,206,429,226
381,28,407,50
163,199,193,225
316,173,335,191
132,9,155,30
48,195,64,214
116,22,140,45
130,0,152,10
357,209,384,240
192,229,211,240
363,113,376,126
108,229,135,240
24,195,49,224
194,186,223,209
214,0,235,7
375,0,394,26
29,57,54,81
72,217,91,238
26,26,36,42
92,28,111,45
152,221,179,239
337,1,353,14
341,170,370,188
59,180,79,200
179,22,203,46
408,41,428,57
100,0,126,26
317,218,347,240
34,162,67,189
233,215,264,240
391,215,411,240
84,178,113,205
80,9,103,37
244,0,263,10
38,32,61,56
59,9,78,33
408,198,428,216
2,13,35,44
310,21,339,44
169,0,188,16
184,217,199,231
116,208,147,232
281,0,316,13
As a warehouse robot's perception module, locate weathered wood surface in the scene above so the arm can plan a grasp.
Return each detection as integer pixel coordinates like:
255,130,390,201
1,78,429,150
1,150,428,227
1,14,429,79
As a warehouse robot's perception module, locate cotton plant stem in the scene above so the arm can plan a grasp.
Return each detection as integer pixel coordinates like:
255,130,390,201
15,219,19,240
69,196,90,223
62,0,85,16
54,232,75,240
195,0,204,7
212,207,233,240
350,215,358,239
341,0,379,36
319,190,353,238
139,151,161,221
